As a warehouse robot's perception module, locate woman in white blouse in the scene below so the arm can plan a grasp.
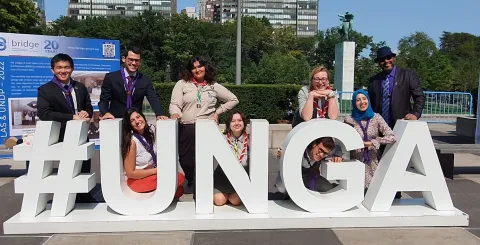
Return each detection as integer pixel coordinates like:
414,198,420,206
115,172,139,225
122,108,185,198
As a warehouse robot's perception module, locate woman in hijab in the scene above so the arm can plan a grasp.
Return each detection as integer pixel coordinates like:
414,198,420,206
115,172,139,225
344,90,396,190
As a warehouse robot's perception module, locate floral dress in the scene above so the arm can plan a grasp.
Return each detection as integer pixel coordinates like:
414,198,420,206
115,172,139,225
344,113,396,188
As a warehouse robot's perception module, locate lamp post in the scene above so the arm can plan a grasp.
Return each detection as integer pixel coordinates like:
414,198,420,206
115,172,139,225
235,0,242,85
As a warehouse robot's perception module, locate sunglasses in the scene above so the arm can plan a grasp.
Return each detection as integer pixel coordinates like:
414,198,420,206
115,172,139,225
378,55,394,63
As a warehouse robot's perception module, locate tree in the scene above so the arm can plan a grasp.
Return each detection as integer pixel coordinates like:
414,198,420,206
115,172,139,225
439,32,480,92
0,0,42,33
395,32,454,91
354,41,386,89
246,52,310,84
312,27,372,70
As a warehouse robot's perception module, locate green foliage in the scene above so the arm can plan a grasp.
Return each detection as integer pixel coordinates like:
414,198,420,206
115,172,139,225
245,52,311,84
0,0,42,33
396,32,454,91
439,32,480,93
313,27,374,71
154,83,301,123
40,12,480,95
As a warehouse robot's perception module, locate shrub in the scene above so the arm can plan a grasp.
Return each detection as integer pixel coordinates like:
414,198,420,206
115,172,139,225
152,83,303,123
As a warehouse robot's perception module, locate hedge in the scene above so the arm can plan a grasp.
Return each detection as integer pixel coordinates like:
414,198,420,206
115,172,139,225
149,83,303,123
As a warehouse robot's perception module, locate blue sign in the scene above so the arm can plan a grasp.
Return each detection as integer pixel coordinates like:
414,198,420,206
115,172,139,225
0,32,120,144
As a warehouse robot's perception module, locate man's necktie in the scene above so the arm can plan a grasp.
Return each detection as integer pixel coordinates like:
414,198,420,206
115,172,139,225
64,85,75,114
127,75,134,90
382,77,391,124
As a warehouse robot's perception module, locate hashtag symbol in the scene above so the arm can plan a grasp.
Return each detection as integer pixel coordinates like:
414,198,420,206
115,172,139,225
13,120,96,217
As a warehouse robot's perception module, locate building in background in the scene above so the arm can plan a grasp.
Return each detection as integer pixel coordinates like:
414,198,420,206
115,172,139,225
31,0,46,25
67,0,177,20
181,7,197,19
204,0,221,23
201,0,318,37
197,0,207,20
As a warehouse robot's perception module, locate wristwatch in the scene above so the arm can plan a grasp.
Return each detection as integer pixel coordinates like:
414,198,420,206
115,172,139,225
327,91,336,99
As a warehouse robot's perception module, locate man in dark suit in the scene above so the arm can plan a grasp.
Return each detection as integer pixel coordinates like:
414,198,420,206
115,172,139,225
368,47,425,200
368,47,425,129
37,53,95,202
99,46,168,120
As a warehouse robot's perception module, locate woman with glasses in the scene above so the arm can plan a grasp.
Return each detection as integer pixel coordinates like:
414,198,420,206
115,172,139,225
289,65,343,163
169,56,239,190
291,65,340,128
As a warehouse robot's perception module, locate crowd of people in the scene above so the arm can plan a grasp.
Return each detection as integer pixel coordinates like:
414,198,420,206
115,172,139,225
36,45,425,205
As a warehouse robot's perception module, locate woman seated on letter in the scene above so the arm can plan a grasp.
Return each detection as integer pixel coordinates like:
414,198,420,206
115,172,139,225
122,108,185,198
344,90,396,190
213,110,249,206
275,137,338,195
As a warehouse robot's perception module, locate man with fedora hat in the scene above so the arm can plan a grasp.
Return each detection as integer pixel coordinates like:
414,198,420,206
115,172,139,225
368,47,425,200
368,46,425,129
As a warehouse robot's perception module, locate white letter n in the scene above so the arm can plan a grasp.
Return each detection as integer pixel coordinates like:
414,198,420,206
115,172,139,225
195,119,269,214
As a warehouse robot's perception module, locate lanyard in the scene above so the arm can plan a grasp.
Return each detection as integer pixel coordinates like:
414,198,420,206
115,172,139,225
133,133,157,168
192,79,208,108
52,77,75,114
356,119,371,164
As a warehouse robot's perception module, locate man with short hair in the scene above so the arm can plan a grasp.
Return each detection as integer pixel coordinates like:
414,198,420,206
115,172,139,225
275,137,339,195
99,46,168,120
37,53,95,202
37,53,93,141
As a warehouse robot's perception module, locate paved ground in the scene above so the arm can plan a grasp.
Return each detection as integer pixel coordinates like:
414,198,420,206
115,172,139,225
1,123,480,245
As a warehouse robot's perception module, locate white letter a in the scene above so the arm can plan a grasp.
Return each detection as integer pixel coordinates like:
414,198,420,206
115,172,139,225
363,120,454,212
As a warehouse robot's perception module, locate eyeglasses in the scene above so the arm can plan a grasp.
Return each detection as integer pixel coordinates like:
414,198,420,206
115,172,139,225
313,144,331,156
126,57,141,64
313,77,329,82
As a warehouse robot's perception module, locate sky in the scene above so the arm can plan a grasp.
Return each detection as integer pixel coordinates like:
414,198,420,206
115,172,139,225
45,0,480,50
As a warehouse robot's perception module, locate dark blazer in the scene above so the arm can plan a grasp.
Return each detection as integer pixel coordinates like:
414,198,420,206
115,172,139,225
368,66,425,128
37,80,93,142
98,70,163,118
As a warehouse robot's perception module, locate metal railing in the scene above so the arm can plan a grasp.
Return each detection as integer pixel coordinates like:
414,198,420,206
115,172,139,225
337,91,473,123
143,91,474,124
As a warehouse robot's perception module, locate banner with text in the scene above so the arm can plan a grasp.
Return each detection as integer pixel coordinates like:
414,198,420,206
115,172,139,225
0,32,120,145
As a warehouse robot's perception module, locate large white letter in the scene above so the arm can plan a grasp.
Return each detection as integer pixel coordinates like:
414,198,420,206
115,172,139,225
100,119,178,216
14,121,95,217
363,120,454,211
280,119,365,213
195,119,269,214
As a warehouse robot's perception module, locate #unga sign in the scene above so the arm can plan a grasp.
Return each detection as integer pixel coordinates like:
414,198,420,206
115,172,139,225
3,119,469,234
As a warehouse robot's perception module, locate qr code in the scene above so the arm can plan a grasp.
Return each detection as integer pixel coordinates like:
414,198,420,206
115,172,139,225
102,42,115,58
